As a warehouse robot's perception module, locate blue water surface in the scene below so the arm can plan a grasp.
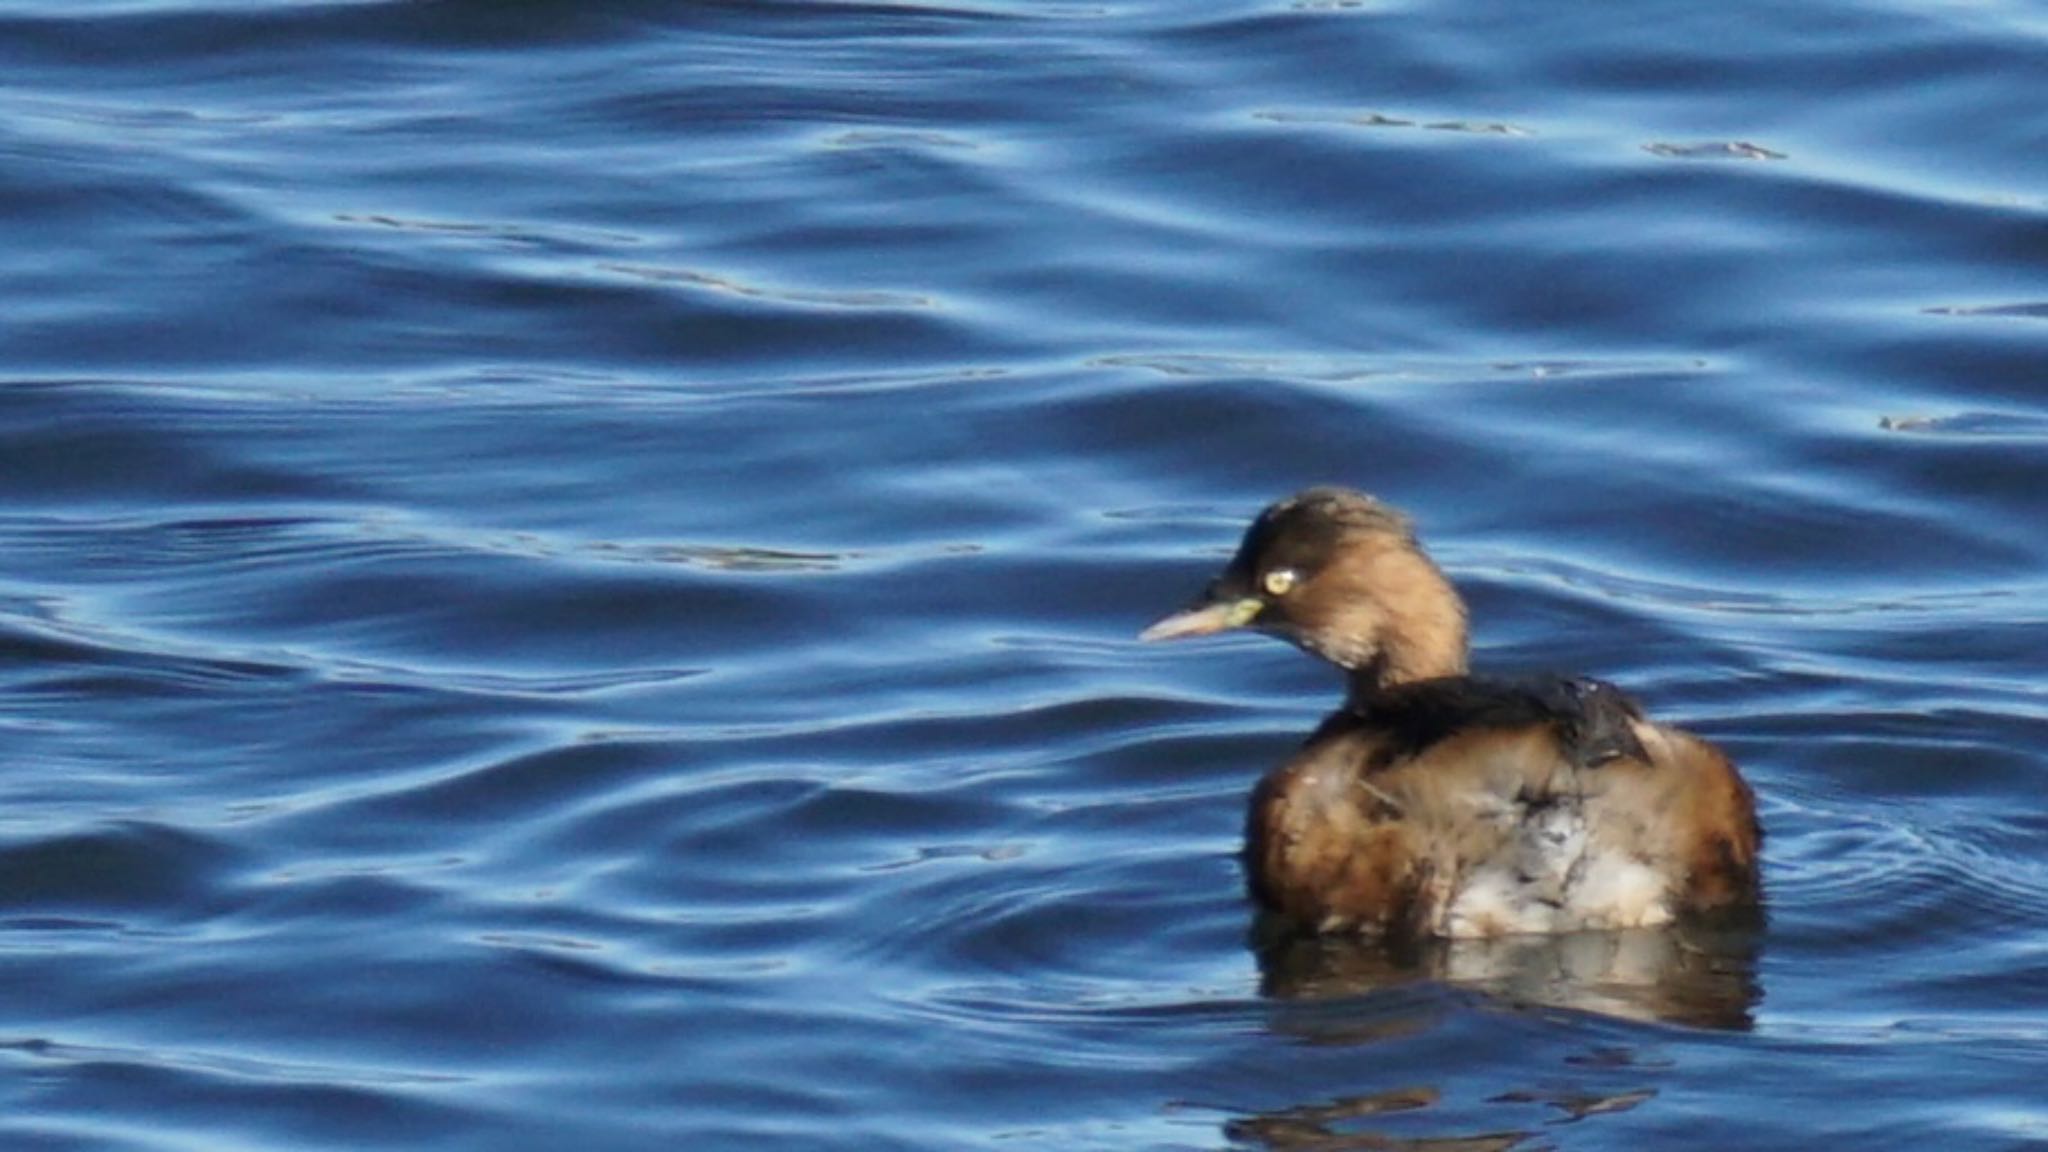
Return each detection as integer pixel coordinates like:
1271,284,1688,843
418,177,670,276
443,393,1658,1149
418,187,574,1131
2,1,2045,1149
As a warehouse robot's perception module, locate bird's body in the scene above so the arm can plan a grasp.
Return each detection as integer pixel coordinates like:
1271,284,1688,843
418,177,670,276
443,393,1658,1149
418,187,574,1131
1143,488,1761,939
1247,675,1758,937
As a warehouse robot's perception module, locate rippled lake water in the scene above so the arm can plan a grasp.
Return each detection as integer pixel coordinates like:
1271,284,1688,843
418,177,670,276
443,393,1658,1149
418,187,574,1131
2,1,2045,1149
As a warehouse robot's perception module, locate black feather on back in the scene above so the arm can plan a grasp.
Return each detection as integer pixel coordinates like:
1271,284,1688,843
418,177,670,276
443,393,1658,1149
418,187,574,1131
1343,674,1650,771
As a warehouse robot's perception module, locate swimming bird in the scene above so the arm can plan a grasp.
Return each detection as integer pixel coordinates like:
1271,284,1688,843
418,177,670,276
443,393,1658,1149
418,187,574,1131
1142,487,1760,938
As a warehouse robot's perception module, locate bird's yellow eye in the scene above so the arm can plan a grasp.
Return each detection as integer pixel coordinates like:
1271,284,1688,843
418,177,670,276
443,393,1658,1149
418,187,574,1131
1262,568,1298,597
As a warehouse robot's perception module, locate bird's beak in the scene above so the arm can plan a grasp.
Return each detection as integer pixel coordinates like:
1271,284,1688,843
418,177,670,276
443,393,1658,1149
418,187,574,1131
1138,596,1265,642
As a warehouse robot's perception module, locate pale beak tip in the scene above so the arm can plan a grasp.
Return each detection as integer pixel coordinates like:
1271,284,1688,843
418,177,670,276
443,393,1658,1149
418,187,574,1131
1137,617,1187,643
1138,601,1251,643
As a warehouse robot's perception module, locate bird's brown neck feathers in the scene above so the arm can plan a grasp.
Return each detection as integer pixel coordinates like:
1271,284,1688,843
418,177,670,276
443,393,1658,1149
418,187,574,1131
1325,537,1470,703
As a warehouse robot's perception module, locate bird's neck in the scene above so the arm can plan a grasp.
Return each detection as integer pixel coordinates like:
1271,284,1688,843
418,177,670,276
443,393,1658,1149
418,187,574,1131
1341,587,1470,704
1342,641,1469,706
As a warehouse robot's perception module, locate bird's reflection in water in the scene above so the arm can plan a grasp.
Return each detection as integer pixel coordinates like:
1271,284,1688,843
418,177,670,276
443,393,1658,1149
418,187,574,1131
1223,921,1762,1150
1225,1085,1532,1152
1257,917,1763,1030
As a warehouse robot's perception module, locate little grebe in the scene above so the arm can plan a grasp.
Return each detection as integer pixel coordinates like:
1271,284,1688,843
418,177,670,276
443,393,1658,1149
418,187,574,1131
1143,488,1760,938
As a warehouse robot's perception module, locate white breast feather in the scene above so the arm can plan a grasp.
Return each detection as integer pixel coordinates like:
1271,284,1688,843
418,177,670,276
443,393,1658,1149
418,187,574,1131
1440,801,1674,937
